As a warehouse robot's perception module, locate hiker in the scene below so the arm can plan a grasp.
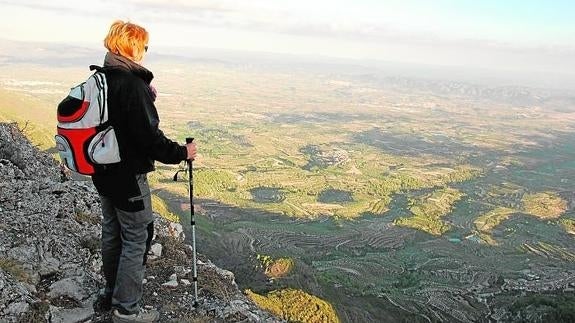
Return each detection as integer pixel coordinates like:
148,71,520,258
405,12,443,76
91,20,197,323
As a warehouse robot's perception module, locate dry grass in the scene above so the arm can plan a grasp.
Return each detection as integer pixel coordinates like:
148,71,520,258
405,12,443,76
522,192,567,219
0,258,30,283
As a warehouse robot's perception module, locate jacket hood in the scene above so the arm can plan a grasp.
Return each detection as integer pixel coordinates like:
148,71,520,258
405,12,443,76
103,52,154,84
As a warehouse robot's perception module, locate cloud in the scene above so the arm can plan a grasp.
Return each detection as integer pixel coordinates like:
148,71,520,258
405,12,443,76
3,0,573,54
122,0,575,57
0,0,80,12
1,0,574,78
119,0,233,12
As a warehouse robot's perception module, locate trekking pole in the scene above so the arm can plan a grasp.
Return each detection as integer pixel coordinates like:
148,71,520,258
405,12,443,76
186,137,199,308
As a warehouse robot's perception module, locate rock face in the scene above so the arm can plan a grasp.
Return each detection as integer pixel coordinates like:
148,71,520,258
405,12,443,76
0,123,281,322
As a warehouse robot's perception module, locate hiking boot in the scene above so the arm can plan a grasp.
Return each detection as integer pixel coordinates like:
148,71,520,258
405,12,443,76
94,289,112,311
112,309,160,323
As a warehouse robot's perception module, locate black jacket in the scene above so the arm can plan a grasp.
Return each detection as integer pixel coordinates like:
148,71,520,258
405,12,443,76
92,52,187,201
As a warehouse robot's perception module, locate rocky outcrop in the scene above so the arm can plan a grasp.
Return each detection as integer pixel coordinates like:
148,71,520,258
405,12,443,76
0,123,281,322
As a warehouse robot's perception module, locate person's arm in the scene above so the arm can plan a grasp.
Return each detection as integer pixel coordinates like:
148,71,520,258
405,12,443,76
127,81,188,164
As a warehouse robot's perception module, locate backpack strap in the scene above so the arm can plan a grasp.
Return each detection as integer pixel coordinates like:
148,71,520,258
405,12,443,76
89,65,104,72
87,65,108,124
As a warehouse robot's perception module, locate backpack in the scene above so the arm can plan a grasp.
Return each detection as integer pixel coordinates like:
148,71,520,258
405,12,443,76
55,65,120,175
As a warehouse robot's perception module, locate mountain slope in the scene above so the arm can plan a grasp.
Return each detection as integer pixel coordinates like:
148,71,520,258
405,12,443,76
0,122,281,322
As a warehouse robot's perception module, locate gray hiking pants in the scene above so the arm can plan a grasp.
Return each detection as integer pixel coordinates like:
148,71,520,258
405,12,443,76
100,174,154,315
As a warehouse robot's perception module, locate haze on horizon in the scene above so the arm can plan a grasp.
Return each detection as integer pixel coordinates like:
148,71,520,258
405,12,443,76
1,0,574,90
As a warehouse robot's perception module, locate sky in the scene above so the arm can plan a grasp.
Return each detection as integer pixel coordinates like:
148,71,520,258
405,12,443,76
0,0,574,85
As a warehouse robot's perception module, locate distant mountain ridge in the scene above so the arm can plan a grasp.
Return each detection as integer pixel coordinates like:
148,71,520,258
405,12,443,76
2,38,573,104
354,74,575,110
0,39,229,67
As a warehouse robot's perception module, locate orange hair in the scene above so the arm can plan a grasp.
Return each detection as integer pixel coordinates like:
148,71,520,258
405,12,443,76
104,20,149,62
